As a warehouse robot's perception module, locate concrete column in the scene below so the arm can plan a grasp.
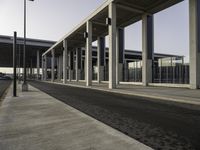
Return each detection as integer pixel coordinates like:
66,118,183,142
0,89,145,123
56,57,59,80
69,51,74,81
142,14,154,86
86,21,92,86
57,56,62,81
124,60,128,82
72,51,75,80
68,52,71,81
116,28,124,84
41,56,44,80
44,55,47,81
30,59,33,78
108,2,117,89
76,48,81,81
36,50,40,80
51,49,55,82
60,55,63,79
63,39,68,84
60,56,62,80
189,0,200,89
97,37,105,83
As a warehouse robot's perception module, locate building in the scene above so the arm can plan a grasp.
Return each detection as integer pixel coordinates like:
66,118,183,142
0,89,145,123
43,47,188,85
42,0,199,89
0,35,55,79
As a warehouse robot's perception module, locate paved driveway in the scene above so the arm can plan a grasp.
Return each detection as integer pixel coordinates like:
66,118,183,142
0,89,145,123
30,81,200,150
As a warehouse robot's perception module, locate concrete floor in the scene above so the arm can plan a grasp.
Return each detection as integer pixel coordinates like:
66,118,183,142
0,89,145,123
31,81,200,150
0,84,152,150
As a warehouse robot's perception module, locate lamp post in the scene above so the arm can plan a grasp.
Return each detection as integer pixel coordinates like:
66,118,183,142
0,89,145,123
22,0,34,91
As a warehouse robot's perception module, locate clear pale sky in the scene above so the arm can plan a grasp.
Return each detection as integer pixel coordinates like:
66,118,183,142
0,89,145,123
0,0,189,64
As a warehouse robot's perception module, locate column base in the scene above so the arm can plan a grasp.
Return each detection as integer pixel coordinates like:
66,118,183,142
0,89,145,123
22,82,28,92
98,66,104,83
124,62,128,82
109,83,116,89
76,69,81,82
190,84,200,89
117,63,123,84
69,70,73,82
142,59,153,86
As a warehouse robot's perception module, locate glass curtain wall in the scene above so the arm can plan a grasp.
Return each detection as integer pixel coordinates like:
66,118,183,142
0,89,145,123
153,57,189,84
126,60,142,82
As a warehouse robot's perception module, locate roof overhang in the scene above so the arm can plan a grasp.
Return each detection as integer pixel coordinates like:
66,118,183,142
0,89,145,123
0,35,55,67
43,0,184,56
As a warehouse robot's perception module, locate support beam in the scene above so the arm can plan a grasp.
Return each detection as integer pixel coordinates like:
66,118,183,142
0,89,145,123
86,21,93,86
63,39,68,84
51,49,55,82
142,14,154,86
97,37,105,83
36,50,40,80
189,0,200,89
108,2,117,89
116,28,124,84
117,4,144,14
93,21,107,27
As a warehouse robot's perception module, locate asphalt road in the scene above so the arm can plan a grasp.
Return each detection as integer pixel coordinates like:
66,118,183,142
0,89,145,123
30,81,200,150
0,80,11,99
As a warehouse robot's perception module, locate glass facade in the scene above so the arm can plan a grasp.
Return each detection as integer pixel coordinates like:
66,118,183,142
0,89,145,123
154,57,189,84
127,60,142,82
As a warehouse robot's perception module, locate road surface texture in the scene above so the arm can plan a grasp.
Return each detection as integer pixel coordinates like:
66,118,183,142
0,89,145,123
30,81,200,150
0,80,11,100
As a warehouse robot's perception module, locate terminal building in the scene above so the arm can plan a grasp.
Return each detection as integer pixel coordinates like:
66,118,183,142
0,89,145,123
43,46,189,86
0,35,54,79
41,0,198,89
0,0,198,89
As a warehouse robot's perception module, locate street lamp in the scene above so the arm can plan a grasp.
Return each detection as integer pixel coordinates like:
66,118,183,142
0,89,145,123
22,0,34,91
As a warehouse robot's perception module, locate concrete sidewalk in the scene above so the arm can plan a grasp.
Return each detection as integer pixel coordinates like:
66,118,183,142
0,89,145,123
0,85,152,150
48,80,200,109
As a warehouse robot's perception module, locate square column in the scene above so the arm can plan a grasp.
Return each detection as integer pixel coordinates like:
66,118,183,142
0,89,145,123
51,49,55,82
108,2,117,89
72,51,76,79
63,39,68,84
76,48,81,82
69,51,74,81
189,0,200,89
142,14,154,86
97,37,105,83
124,60,128,82
36,50,40,80
41,56,44,80
86,21,93,86
30,59,33,78
56,57,59,80
44,55,47,81
116,28,125,84
57,55,62,81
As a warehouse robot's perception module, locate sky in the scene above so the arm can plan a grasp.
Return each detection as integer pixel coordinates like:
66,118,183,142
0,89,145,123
0,0,189,72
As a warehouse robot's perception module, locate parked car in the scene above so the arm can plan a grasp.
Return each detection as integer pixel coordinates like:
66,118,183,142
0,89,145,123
0,76,12,80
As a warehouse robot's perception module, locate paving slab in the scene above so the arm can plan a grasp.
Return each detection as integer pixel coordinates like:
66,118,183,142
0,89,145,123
0,84,152,150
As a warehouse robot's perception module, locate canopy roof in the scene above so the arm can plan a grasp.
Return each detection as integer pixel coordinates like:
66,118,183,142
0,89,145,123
43,0,183,56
